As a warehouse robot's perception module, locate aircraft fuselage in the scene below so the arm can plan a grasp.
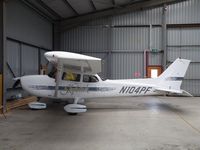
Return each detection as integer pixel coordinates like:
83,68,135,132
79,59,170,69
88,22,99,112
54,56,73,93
21,75,158,99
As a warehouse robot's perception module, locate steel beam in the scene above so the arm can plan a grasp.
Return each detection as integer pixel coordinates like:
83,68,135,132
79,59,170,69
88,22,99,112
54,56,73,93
70,50,150,53
0,0,6,113
19,43,22,76
0,1,4,74
62,0,79,15
90,0,97,11
167,45,200,47
167,23,200,28
7,37,52,51
36,0,63,20
21,0,55,22
60,0,186,31
38,48,41,74
112,0,115,7
0,0,3,113
162,5,167,70
107,18,112,79
53,23,61,51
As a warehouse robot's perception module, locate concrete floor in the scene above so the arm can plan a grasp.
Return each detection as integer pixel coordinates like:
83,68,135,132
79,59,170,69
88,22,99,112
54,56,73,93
1,96,200,150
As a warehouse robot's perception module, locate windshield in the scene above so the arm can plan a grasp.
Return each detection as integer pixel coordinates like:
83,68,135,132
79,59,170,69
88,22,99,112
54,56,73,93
48,66,57,79
98,74,106,81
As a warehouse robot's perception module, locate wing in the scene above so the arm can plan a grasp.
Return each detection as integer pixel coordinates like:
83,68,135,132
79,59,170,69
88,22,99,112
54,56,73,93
45,51,101,74
45,51,102,97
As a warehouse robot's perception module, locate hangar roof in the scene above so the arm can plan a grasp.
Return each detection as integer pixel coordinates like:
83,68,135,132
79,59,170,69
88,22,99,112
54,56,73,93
23,0,184,30
25,0,146,20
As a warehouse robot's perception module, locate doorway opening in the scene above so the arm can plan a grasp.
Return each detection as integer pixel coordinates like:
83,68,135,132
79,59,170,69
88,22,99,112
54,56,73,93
147,66,162,78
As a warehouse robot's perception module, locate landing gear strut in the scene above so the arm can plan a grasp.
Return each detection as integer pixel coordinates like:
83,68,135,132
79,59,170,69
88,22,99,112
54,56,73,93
64,98,87,115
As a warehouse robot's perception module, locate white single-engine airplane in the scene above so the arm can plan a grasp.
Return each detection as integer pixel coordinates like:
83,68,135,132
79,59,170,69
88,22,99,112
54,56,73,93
18,51,191,114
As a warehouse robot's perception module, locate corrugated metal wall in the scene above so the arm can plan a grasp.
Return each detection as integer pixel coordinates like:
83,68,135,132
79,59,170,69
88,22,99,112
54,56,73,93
61,0,200,96
21,45,39,75
5,0,52,99
166,0,200,96
111,7,162,25
111,53,144,79
167,26,200,96
112,27,149,51
167,0,200,24
61,25,163,78
6,0,52,50
61,27,109,52
5,39,50,99
6,40,20,92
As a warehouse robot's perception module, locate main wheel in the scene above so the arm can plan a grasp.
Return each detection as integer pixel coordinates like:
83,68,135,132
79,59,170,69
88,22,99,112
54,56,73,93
68,113,78,115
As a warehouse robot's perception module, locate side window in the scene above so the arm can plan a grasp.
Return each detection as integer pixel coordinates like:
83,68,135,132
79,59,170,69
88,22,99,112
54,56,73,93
83,75,99,83
62,72,80,82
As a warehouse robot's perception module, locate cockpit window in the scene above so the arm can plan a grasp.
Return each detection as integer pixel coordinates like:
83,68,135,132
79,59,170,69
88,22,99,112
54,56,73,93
48,66,57,79
62,72,80,82
83,75,99,82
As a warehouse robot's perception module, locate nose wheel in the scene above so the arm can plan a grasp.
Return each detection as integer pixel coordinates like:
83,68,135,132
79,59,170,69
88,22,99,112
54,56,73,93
64,98,87,115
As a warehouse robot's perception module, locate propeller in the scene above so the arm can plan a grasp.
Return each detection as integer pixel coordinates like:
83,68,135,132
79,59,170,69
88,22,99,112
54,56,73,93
6,62,21,90
12,77,21,89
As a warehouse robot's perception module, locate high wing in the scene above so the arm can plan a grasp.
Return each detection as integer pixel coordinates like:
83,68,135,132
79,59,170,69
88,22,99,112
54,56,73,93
45,51,101,74
45,51,102,98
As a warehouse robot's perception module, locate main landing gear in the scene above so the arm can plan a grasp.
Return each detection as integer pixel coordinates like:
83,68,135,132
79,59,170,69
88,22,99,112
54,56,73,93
64,98,87,115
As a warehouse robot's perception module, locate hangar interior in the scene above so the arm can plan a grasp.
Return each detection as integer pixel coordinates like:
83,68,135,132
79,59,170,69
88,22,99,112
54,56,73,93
2,0,200,109
1,0,200,149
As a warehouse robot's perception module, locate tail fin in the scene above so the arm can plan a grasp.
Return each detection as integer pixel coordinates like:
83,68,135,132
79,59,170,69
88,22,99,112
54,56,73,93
158,58,190,92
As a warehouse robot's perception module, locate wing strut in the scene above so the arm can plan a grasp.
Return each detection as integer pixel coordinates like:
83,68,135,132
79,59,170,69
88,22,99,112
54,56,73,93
54,60,63,97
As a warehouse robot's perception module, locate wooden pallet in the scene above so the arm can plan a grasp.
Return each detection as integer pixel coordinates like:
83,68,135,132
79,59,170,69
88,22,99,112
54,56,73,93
6,96,37,111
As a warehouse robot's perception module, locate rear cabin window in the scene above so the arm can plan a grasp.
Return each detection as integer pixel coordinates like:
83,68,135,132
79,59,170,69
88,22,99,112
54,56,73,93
83,75,99,82
62,72,81,82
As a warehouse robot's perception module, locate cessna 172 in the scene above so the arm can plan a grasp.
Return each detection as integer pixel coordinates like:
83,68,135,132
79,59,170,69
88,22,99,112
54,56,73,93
18,51,191,114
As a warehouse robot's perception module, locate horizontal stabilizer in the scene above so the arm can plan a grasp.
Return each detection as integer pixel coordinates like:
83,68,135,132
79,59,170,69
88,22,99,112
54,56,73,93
155,87,183,94
182,90,193,97
155,87,193,97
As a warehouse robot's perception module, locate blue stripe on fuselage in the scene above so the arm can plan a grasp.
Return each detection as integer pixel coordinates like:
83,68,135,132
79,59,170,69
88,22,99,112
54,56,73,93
28,85,115,92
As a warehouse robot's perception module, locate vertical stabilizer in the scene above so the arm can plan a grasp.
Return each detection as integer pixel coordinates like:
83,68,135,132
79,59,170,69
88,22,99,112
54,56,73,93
158,58,190,91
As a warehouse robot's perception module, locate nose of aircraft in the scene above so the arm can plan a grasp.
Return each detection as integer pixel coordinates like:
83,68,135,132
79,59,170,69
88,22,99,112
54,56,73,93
20,75,37,94
20,75,55,97
20,75,45,95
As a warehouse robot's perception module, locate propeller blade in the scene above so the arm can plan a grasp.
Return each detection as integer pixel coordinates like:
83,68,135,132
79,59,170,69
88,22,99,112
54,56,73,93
6,62,16,78
12,79,21,89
